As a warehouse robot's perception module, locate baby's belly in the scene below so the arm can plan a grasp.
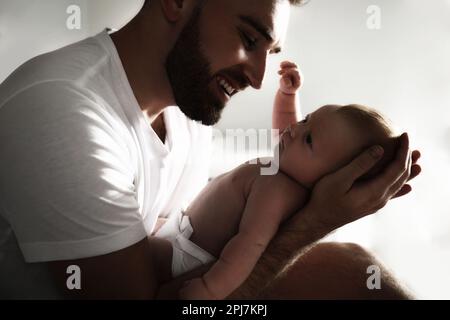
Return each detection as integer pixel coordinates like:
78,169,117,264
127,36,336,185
185,171,249,257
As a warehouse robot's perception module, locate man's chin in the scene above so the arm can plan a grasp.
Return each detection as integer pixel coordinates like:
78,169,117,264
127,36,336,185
177,103,223,126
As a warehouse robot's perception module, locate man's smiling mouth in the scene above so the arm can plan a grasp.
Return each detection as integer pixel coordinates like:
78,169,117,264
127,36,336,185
216,75,237,97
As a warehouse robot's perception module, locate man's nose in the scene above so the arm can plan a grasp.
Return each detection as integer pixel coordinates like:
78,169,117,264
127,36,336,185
246,51,268,90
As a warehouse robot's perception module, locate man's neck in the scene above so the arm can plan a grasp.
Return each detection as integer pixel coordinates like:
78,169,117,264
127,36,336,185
110,11,176,124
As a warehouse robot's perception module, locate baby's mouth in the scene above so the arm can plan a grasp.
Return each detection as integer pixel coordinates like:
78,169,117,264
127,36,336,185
278,133,287,152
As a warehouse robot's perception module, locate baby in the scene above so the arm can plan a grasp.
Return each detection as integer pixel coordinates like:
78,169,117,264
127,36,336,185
155,62,400,300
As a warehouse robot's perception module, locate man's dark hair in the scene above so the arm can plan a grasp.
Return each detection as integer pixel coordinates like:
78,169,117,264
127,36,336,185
143,0,308,8
289,0,308,4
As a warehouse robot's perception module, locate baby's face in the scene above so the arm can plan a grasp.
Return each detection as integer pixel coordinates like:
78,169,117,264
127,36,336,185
278,105,365,188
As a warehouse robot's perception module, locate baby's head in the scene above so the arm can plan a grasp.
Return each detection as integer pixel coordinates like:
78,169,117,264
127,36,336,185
278,104,400,188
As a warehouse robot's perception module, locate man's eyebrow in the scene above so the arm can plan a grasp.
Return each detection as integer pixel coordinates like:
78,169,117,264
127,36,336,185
239,15,282,54
239,15,274,43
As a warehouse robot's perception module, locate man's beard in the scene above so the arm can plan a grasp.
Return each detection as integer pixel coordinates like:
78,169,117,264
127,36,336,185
165,5,224,126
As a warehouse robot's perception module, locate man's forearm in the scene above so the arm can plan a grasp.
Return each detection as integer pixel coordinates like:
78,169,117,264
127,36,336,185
227,208,331,299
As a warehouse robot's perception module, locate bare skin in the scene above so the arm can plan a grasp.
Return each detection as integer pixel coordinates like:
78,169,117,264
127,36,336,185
47,0,422,299
173,62,402,299
179,162,308,299
259,241,413,300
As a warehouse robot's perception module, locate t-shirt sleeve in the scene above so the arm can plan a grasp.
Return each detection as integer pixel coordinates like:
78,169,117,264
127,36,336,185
0,81,147,263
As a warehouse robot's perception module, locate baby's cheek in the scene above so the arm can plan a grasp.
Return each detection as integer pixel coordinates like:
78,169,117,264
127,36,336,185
303,162,329,186
289,158,315,186
302,169,320,187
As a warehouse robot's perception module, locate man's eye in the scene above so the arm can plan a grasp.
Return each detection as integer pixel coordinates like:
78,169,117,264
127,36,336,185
240,30,257,50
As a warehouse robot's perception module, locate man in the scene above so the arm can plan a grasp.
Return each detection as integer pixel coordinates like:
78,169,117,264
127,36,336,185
0,0,421,299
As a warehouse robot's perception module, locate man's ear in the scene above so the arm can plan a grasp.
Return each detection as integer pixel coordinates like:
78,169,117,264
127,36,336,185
160,0,185,23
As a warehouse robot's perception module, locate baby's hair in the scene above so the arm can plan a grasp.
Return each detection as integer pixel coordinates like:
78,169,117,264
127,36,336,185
336,104,401,181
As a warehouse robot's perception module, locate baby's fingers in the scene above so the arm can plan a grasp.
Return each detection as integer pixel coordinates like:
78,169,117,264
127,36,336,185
278,66,298,75
282,69,301,88
280,61,298,69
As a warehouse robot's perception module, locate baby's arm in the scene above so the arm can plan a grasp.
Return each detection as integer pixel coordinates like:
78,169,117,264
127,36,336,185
179,174,308,300
272,61,303,135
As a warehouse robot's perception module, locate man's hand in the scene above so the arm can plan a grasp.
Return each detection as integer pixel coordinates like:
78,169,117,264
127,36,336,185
228,134,421,299
301,133,422,230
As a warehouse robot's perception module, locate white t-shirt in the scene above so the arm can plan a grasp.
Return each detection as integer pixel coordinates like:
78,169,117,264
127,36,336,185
0,31,212,298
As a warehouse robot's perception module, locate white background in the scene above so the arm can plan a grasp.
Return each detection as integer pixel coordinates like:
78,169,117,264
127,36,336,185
0,0,449,299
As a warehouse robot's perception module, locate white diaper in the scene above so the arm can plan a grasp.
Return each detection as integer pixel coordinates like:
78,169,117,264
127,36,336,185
155,211,216,277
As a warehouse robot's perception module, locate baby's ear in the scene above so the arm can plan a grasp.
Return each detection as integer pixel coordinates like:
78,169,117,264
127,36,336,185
357,136,401,182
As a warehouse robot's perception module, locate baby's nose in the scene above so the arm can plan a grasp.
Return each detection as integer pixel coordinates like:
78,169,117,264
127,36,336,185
290,125,298,139
282,126,291,135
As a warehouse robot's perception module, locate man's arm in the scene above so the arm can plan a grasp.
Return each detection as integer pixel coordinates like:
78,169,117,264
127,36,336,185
228,134,421,299
48,236,173,299
58,137,418,300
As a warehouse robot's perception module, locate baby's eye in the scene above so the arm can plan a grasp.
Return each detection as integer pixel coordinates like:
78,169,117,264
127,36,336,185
300,115,310,124
305,133,313,145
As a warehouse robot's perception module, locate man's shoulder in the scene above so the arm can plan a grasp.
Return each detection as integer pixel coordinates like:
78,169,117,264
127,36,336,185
0,34,110,108
0,79,130,159
0,80,102,121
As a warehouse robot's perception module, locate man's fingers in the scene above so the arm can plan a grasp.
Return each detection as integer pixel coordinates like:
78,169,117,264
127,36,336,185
412,150,421,164
407,150,421,181
408,164,421,182
388,148,412,197
391,163,421,199
392,184,412,199
391,166,420,199
369,133,410,192
338,145,384,190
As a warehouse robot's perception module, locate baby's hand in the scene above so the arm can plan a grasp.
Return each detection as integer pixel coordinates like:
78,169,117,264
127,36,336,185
278,61,302,95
